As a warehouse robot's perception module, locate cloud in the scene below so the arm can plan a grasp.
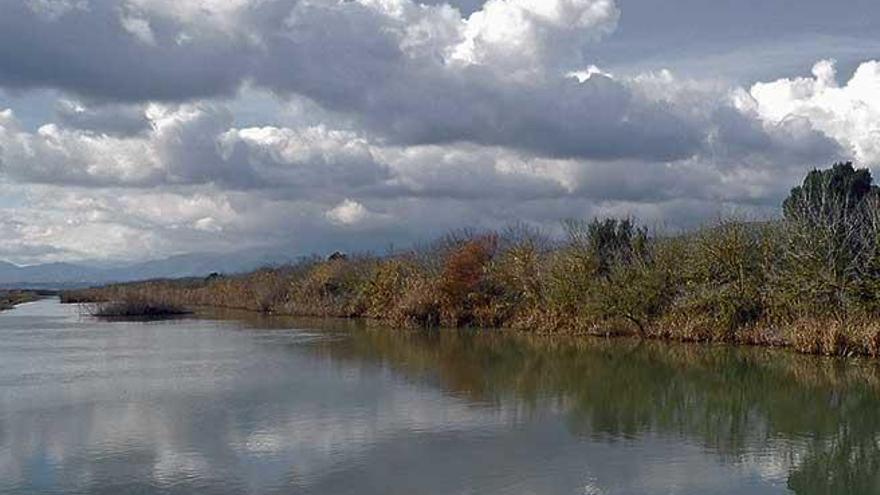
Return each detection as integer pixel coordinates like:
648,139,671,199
449,0,619,77
0,104,386,191
25,0,88,21
120,15,158,46
0,0,259,101
219,124,390,193
0,0,712,163
745,59,880,165
253,0,711,162
54,100,151,136
325,199,371,226
0,0,874,264
0,108,163,187
0,63,847,263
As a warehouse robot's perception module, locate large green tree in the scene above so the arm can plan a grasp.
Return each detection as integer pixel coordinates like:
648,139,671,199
782,162,877,224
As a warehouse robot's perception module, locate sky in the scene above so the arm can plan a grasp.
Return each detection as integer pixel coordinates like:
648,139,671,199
1,0,879,265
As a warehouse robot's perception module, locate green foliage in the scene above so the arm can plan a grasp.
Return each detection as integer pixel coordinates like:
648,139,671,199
776,162,880,318
589,248,676,336
783,162,876,223
563,217,648,275
545,218,666,335
674,221,770,338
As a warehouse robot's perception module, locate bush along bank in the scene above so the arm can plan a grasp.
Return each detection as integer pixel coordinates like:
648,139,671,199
62,162,880,357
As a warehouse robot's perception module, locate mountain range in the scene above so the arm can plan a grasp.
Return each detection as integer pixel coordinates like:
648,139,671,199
0,250,300,289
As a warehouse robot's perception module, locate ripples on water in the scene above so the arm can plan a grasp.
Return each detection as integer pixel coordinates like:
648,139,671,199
1,299,879,494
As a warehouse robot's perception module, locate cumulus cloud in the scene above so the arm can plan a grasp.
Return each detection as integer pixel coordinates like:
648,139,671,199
745,59,880,165
219,125,390,192
325,199,371,226
0,0,874,263
0,0,706,163
449,0,619,77
0,109,163,186
0,104,384,191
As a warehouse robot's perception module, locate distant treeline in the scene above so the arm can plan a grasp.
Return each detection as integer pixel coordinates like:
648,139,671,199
64,162,880,357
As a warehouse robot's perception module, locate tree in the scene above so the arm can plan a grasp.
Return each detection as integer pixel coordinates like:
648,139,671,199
775,162,880,318
782,162,876,224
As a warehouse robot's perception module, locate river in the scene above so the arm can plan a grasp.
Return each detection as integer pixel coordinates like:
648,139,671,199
1,299,878,494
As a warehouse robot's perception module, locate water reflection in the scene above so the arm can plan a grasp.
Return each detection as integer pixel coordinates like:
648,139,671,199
274,317,880,494
1,300,879,494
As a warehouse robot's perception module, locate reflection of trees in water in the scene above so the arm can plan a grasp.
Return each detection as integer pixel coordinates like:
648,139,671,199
788,419,880,494
292,325,880,495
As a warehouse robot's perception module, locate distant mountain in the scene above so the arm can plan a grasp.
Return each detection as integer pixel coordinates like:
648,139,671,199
0,262,99,287
0,250,300,289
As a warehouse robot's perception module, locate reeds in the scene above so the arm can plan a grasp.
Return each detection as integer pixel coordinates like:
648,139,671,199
87,294,190,319
58,163,880,357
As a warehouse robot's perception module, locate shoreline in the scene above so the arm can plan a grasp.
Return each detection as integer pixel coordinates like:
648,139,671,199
0,291,39,312
65,297,871,360
57,164,880,360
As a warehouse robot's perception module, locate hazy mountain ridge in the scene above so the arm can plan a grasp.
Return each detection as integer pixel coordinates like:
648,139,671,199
0,251,299,288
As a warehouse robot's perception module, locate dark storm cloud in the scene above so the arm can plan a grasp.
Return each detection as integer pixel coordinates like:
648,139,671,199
253,0,703,162
0,0,876,263
54,100,151,136
0,0,257,101
0,0,704,163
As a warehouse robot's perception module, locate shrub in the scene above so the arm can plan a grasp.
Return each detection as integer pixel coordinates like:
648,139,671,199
389,274,441,328
436,234,498,327
672,220,770,340
588,236,680,337
247,269,291,313
89,295,189,319
362,258,418,319
487,231,549,328
286,256,377,317
563,217,647,275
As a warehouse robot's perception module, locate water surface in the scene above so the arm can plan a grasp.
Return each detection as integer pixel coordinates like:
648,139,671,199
1,299,878,494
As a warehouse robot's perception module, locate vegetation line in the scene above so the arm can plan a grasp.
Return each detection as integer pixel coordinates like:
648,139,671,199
0,291,38,312
62,162,880,357
85,297,191,319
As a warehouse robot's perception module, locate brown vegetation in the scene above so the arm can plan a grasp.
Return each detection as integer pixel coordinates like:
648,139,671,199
88,295,190,319
0,290,38,311
60,163,880,357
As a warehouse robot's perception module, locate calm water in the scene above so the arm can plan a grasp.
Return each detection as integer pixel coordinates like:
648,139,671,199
2,299,879,494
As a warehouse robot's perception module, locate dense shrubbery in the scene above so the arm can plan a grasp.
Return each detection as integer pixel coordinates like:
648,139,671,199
62,162,880,356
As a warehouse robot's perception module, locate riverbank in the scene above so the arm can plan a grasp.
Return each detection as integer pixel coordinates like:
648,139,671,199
0,291,38,311
60,163,880,358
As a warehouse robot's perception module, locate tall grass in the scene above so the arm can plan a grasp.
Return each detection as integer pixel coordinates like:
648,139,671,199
61,163,880,357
